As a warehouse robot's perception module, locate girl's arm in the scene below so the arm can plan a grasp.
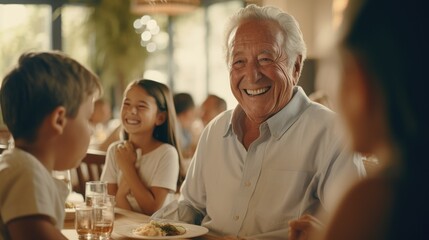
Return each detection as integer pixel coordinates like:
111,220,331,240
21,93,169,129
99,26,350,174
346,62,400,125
107,182,131,210
115,179,132,210
107,182,117,196
122,172,170,215
114,141,172,215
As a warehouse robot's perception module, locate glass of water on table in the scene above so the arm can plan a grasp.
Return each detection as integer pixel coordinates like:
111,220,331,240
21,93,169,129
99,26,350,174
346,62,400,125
91,195,116,239
85,181,107,206
82,181,115,239
75,204,94,239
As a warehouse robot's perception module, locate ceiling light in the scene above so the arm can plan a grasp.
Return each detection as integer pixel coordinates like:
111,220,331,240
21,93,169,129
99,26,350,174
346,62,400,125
130,0,201,15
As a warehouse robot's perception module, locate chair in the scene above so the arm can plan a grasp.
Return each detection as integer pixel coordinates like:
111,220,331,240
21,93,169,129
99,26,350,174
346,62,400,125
73,148,107,195
0,143,106,195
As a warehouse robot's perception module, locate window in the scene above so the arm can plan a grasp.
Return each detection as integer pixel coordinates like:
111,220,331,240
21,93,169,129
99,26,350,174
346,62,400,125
143,1,242,108
62,5,92,70
0,4,51,78
0,1,243,113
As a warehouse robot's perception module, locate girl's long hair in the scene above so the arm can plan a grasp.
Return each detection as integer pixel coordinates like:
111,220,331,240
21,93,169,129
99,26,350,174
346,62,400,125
122,79,185,187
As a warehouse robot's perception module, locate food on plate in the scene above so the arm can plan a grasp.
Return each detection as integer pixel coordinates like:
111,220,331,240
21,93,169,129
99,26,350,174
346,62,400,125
65,201,75,209
133,220,186,237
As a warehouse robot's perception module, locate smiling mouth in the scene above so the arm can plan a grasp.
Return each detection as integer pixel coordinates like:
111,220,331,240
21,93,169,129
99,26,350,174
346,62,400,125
244,87,270,96
125,118,141,125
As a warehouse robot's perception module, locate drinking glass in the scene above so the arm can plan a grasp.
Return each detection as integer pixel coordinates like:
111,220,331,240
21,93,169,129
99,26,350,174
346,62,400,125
85,181,107,204
92,195,116,240
52,170,72,195
75,204,94,239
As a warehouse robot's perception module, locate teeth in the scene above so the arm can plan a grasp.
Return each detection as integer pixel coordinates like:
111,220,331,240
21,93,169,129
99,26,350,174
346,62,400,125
245,87,269,96
126,119,140,125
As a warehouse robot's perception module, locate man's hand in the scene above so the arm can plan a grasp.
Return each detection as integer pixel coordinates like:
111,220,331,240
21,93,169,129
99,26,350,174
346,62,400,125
288,214,324,240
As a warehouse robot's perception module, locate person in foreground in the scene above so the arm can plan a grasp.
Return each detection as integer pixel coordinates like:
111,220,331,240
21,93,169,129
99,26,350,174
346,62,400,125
101,79,183,215
288,0,428,239
152,4,365,238
0,51,101,240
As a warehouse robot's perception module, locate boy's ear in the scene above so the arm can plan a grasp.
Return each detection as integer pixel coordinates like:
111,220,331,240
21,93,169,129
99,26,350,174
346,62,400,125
49,106,68,134
155,111,167,126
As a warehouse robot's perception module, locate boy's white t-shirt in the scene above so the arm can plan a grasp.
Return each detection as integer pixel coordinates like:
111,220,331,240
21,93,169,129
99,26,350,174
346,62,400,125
101,142,179,213
0,148,69,240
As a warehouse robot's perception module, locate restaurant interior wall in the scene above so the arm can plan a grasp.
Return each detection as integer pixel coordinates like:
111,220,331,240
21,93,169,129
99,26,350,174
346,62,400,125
0,0,343,128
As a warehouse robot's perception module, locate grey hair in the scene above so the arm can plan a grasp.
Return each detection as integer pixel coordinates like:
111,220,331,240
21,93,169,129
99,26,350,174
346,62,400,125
224,4,307,76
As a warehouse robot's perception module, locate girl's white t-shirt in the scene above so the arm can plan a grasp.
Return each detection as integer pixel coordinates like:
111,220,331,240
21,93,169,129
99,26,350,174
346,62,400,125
101,142,179,213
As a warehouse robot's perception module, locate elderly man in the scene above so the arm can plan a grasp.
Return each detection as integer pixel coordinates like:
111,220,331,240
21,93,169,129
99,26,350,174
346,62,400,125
152,4,365,238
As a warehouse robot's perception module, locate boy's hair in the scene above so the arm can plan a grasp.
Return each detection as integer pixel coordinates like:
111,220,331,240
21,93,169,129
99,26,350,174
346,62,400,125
0,51,102,142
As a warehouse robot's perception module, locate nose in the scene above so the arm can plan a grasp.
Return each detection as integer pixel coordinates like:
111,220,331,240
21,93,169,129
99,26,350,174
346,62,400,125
130,106,137,114
245,60,262,83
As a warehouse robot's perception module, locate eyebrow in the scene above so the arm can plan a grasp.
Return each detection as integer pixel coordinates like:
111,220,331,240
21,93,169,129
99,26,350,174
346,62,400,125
231,48,274,59
259,49,274,55
124,98,150,105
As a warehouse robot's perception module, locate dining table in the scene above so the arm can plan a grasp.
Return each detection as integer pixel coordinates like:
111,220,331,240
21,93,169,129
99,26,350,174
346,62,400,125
62,207,219,240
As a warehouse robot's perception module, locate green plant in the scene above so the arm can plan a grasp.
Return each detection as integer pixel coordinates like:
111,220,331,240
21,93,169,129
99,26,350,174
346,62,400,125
84,0,148,101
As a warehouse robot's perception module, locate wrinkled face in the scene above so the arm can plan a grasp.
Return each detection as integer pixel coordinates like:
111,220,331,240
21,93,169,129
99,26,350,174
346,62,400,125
57,96,94,170
121,85,161,136
229,19,298,123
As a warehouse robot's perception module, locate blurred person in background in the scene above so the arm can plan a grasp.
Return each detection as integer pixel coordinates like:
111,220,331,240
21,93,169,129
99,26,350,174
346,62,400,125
288,0,428,239
308,91,332,110
200,94,227,127
89,98,120,151
173,93,198,159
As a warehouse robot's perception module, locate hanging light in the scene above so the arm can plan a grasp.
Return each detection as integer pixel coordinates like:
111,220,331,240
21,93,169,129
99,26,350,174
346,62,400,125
130,0,201,15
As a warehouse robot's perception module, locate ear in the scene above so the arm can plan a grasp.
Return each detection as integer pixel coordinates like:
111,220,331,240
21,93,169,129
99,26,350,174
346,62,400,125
48,106,68,135
155,111,167,126
292,55,302,84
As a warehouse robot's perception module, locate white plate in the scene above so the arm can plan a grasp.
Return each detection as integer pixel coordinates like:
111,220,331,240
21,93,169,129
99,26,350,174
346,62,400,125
115,222,209,239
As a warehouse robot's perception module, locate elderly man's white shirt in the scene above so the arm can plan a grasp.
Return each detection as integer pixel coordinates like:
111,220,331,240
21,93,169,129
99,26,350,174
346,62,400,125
153,87,365,239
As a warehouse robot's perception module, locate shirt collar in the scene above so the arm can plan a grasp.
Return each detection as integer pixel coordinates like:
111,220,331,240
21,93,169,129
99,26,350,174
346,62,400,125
224,86,311,139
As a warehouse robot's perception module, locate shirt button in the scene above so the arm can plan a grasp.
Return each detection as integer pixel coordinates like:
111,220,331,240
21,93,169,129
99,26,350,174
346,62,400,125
233,215,239,221
244,181,251,187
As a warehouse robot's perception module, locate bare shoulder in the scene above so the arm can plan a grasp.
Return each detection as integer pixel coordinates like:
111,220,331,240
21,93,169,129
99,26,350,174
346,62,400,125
322,176,394,240
346,175,393,201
